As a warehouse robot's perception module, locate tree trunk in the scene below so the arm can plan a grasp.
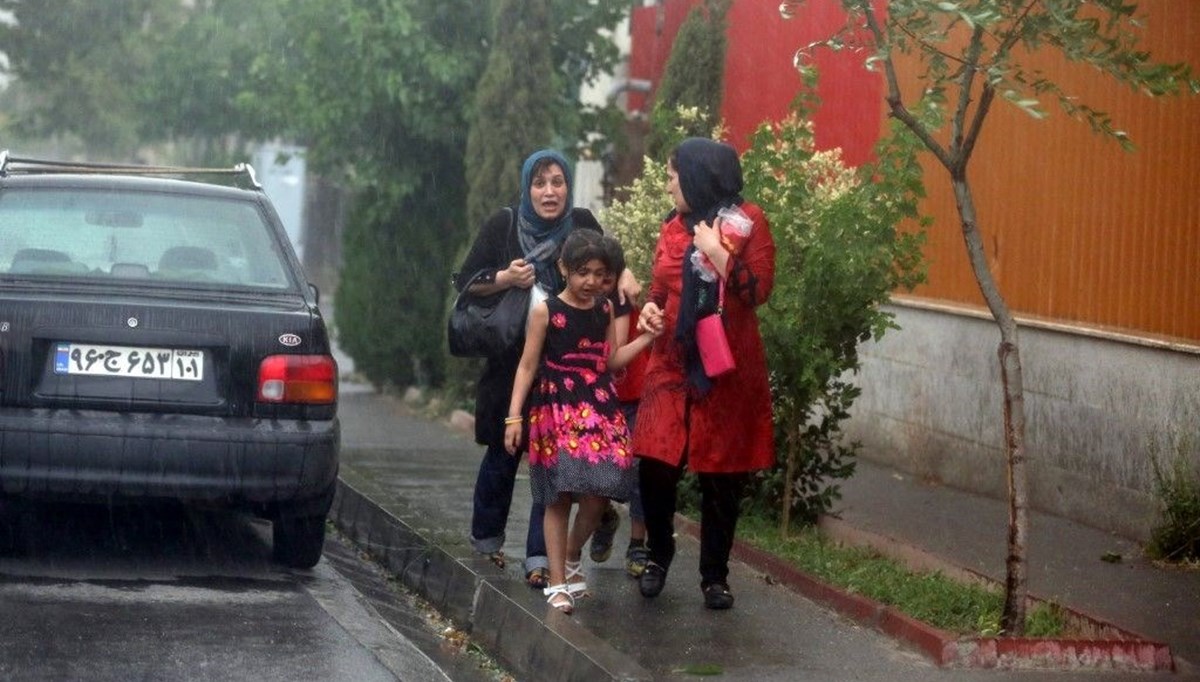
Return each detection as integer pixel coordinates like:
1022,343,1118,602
780,427,796,538
950,175,1029,634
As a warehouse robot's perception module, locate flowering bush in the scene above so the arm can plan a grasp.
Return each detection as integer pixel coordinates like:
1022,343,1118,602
599,156,671,284
743,110,926,528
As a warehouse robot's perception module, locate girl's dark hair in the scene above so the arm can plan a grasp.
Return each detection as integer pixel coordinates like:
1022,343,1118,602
560,230,611,272
600,235,626,278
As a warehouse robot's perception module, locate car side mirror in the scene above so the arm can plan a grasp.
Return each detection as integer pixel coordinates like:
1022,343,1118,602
308,282,320,305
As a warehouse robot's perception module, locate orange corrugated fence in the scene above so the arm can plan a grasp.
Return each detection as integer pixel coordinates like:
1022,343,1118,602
897,1,1200,344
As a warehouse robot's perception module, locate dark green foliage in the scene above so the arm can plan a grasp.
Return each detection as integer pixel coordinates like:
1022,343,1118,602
249,0,489,389
0,0,632,392
139,2,287,148
0,0,186,156
464,0,559,231
647,2,730,159
336,168,467,388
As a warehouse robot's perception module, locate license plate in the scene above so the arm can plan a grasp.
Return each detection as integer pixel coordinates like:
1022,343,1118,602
54,343,204,381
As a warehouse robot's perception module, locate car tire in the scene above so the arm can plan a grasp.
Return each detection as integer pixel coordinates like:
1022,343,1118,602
0,500,29,557
272,514,327,568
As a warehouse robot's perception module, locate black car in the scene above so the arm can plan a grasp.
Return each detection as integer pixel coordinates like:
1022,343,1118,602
0,153,339,568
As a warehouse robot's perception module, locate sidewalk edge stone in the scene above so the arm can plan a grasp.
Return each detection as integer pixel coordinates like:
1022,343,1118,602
331,468,654,682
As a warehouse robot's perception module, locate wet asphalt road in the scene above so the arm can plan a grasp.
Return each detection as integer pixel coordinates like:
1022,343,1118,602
0,500,490,682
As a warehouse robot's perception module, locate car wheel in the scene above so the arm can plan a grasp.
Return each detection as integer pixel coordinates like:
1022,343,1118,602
0,500,29,556
272,514,327,568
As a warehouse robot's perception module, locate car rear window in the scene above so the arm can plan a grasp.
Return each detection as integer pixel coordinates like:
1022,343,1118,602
0,187,295,290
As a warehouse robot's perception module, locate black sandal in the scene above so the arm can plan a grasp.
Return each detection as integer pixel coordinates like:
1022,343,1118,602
485,550,505,569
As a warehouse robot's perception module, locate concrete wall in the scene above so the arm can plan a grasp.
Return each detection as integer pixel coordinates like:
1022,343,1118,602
844,302,1200,542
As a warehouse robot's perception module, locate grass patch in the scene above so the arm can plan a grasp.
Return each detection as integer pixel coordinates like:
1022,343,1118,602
734,514,1066,637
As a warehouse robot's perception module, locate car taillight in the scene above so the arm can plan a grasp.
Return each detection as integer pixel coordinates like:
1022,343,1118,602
256,354,337,404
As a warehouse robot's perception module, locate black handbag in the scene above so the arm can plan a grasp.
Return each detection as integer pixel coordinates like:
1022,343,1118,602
448,207,534,359
447,270,531,358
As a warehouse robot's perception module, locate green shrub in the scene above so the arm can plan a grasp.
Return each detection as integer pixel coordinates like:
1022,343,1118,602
1148,435,1200,562
741,108,927,530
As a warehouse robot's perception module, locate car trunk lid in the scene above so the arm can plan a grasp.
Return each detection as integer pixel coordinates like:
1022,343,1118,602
0,286,324,418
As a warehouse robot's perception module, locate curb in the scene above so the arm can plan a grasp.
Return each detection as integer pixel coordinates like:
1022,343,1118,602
675,516,1174,672
329,467,653,682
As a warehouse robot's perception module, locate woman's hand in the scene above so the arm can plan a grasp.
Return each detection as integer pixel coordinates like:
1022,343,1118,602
693,219,720,254
693,220,730,276
617,268,641,305
504,422,522,455
470,259,535,297
638,302,665,336
500,258,536,290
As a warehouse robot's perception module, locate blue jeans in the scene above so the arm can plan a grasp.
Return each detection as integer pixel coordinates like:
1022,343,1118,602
470,443,548,572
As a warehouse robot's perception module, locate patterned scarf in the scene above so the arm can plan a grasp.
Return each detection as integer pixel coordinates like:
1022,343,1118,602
517,149,575,294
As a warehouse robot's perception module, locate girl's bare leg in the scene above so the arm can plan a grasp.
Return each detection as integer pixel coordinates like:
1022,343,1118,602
568,495,610,561
544,496,572,588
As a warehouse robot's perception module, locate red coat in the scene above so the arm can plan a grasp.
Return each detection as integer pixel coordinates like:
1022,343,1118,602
631,202,776,473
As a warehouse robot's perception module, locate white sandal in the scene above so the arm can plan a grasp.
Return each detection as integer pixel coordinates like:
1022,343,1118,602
543,583,575,614
565,559,589,597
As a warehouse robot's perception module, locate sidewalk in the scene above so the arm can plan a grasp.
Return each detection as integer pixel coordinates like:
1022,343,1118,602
329,385,1199,681
834,458,1200,670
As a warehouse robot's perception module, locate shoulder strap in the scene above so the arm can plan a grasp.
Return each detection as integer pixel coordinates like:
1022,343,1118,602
506,206,517,261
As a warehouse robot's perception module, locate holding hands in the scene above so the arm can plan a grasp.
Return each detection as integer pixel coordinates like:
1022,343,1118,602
638,303,666,337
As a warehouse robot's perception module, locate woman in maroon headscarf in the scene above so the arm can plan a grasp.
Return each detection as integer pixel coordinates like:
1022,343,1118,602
632,138,776,609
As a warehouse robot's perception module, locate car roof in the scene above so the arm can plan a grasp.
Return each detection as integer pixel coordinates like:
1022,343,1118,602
0,151,265,201
0,172,264,202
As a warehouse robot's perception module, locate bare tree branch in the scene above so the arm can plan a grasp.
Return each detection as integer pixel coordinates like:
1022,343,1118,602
858,1,954,170
950,25,986,165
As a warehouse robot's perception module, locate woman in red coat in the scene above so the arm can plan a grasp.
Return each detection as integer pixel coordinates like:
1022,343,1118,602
632,138,776,609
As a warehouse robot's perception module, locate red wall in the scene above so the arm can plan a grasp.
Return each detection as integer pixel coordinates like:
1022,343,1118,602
628,0,883,165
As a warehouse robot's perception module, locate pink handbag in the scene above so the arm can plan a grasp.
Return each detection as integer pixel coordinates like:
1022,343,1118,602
696,282,735,378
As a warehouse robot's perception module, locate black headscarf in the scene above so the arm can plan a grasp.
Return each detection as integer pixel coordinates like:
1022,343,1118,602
671,138,744,394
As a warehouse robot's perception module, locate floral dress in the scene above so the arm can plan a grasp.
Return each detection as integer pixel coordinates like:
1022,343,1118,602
527,296,636,505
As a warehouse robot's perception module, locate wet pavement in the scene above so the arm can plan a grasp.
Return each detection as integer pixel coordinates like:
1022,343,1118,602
332,385,1200,681
0,500,455,682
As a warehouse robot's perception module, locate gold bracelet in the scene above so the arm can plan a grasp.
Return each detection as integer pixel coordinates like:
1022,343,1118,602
503,416,523,425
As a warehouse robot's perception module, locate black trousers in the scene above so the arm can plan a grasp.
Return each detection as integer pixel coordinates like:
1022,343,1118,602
638,456,748,587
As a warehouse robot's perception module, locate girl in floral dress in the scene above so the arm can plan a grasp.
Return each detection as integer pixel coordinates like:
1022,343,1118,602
504,230,658,613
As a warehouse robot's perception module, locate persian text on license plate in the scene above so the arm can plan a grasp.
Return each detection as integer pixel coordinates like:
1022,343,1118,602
54,343,204,381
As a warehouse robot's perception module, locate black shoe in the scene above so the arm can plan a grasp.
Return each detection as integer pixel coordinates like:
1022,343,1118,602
590,505,620,563
702,582,734,610
639,561,667,598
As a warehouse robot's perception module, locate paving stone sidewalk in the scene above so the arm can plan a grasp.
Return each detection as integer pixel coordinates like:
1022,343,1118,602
330,386,1199,681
